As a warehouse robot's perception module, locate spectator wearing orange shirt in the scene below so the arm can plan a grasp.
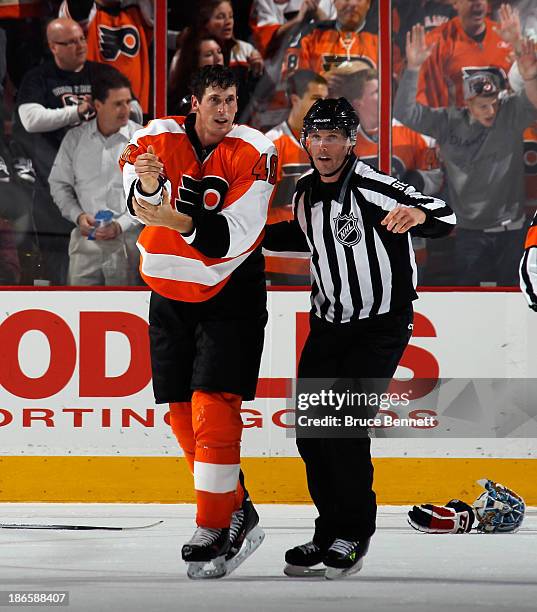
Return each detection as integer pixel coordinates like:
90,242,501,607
416,0,516,108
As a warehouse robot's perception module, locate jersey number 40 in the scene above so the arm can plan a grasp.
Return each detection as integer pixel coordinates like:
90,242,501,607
252,153,277,185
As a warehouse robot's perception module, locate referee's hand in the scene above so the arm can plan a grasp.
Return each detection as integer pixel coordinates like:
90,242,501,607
382,206,426,233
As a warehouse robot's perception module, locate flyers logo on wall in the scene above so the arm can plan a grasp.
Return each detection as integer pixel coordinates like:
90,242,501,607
98,25,140,61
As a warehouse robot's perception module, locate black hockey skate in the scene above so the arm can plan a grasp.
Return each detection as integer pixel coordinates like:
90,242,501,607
225,496,265,576
182,527,230,579
283,541,328,577
323,538,370,580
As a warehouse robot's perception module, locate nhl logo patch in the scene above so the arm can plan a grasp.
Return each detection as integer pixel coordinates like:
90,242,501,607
334,212,362,246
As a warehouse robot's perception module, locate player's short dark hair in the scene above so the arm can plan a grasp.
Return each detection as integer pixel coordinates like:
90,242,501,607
92,67,132,103
286,70,327,99
344,69,378,102
190,65,238,101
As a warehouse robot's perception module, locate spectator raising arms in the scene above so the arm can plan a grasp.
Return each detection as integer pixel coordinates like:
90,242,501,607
395,26,537,286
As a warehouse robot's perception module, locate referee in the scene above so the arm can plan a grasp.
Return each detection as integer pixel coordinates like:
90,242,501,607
264,98,455,579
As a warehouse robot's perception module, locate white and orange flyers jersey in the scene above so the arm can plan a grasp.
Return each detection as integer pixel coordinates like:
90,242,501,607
120,114,277,302
417,16,513,108
264,120,311,276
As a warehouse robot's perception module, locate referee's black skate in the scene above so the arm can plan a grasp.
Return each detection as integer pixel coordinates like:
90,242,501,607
323,538,370,580
182,527,230,579
225,496,265,576
284,541,327,577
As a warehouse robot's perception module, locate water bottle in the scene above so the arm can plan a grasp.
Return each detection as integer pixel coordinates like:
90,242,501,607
88,210,114,240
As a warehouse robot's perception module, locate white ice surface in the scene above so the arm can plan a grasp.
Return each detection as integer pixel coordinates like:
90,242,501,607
0,504,536,612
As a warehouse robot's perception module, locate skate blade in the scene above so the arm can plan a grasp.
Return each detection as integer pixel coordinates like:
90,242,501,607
283,564,326,577
224,525,265,577
187,555,226,580
324,558,364,580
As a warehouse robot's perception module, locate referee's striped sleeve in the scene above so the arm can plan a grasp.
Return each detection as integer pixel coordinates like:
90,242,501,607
520,213,537,309
356,162,456,237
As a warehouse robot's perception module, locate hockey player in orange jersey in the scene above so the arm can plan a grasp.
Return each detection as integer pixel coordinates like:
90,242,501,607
120,65,276,578
265,69,328,284
416,0,518,108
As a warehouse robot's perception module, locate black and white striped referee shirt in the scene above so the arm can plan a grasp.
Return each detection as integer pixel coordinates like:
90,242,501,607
264,154,456,324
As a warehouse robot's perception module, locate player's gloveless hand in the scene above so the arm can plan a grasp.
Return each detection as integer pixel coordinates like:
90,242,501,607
134,145,164,193
133,189,194,234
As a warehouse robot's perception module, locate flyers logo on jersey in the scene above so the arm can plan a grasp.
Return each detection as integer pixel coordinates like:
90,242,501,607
98,25,140,61
334,212,362,247
175,175,229,216
524,140,537,175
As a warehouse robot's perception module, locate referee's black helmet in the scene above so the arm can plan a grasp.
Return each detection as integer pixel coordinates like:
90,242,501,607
301,97,359,147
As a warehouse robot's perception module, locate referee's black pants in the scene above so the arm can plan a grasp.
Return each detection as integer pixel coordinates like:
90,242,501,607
296,305,414,547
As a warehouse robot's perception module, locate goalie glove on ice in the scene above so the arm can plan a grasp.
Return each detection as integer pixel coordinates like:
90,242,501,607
408,499,475,534
407,479,525,534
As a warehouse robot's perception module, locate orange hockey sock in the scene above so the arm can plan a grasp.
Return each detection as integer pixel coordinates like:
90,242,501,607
168,399,245,515
191,390,244,528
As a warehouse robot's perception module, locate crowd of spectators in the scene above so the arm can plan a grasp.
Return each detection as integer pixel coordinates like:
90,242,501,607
1,0,536,287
